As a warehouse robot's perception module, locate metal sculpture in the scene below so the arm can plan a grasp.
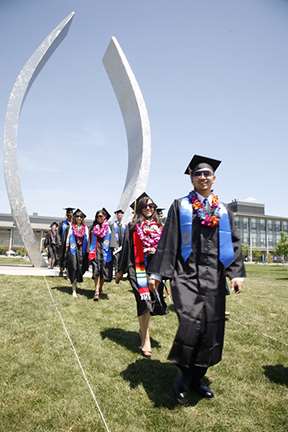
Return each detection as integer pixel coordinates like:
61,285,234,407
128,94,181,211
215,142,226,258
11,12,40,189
103,37,151,219
3,12,75,267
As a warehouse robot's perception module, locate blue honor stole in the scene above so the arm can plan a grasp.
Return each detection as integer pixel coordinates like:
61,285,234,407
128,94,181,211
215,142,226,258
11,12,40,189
69,228,88,256
113,222,126,242
61,220,70,241
179,195,235,268
89,230,112,263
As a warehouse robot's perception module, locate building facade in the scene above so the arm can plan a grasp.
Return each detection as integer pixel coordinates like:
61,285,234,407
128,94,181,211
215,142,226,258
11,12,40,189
0,212,93,253
227,200,288,260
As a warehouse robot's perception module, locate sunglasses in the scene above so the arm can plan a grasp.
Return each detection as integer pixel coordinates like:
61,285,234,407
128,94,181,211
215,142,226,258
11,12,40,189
143,204,155,209
97,215,104,218
192,170,213,178
76,215,83,218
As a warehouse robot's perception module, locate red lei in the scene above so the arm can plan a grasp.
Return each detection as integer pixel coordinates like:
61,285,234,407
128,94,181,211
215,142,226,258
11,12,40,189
136,219,163,255
72,224,86,245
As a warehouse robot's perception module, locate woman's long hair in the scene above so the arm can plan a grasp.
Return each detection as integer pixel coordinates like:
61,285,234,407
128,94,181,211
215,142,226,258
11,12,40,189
130,196,161,229
90,210,106,231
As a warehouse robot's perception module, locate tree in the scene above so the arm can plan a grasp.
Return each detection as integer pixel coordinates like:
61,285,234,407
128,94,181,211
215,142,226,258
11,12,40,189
275,232,288,262
241,243,249,259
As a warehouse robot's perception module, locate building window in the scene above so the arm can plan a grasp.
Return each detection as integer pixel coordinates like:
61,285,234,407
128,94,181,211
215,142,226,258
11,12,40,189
250,218,257,230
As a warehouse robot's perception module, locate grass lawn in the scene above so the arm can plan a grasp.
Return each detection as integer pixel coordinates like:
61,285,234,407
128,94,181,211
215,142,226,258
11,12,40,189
0,256,31,266
0,265,287,432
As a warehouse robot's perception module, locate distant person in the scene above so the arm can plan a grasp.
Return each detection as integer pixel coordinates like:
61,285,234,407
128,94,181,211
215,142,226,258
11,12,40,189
115,193,167,358
66,209,89,298
43,222,61,269
58,207,75,276
110,209,127,275
149,155,245,403
89,208,113,301
156,208,166,225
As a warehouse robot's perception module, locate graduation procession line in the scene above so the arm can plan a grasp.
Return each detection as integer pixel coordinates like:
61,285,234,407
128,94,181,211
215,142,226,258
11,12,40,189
229,318,288,349
43,276,111,432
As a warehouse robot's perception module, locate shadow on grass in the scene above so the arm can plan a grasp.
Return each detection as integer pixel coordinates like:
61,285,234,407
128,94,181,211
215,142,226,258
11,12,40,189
101,328,161,354
121,359,202,409
263,364,288,386
51,285,95,299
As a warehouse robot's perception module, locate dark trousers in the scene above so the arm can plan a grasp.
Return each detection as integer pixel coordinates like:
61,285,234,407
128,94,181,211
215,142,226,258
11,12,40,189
178,365,208,387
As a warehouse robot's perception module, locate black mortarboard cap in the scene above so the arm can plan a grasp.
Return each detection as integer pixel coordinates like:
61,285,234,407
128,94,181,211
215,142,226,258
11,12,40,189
73,208,87,219
64,207,75,212
102,208,111,220
156,208,165,213
129,192,157,210
114,209,124,214
184,154,221,175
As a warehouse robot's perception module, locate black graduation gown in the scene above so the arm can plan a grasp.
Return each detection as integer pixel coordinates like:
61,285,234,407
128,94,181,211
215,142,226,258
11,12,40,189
44,231,61,264
58,220,71,269
119,223,167,317
148,198,245,368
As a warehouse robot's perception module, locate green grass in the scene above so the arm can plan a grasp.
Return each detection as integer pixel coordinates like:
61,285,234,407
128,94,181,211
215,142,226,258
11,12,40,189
0,256,31,266
0,265,287,432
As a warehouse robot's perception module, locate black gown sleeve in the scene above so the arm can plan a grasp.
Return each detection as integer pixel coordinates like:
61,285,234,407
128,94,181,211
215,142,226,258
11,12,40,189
117,223,131,274
148,200,180,279
225,210,246,279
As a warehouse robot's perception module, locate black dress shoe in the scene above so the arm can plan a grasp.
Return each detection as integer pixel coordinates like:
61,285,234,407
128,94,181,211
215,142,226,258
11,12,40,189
191,381,214,399
174,375,190,405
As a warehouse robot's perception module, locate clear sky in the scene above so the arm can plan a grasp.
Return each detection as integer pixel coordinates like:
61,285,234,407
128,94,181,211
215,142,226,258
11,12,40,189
1,0,288,219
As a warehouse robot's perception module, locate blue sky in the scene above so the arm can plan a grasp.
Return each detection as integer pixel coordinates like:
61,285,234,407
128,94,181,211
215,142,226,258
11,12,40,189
0,0,288,218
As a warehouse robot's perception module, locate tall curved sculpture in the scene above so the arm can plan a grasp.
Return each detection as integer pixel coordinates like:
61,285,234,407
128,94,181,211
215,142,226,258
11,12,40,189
103,37,151,218
3,12,75,267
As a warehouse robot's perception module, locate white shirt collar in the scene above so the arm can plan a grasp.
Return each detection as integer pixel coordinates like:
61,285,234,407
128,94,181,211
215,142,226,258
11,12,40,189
195,191,212,204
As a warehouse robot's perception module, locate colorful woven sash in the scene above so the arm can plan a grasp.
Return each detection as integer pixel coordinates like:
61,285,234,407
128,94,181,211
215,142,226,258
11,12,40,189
179,195,235,268
133,230,151,301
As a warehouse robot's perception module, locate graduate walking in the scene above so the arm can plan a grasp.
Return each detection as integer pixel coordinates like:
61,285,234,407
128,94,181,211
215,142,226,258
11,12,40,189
66,209,89,298
110,209,126,275
116,193,167,358
149,155,245,403
58,207,75,276
89,209,113,301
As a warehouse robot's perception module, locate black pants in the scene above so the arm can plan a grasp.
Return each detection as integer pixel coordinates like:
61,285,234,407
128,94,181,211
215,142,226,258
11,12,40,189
178,365,208,386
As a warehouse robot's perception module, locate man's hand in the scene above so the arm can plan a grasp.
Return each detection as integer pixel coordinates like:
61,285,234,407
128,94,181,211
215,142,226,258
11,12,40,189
115,271,123,284
230,277,244,294
149,278,160,292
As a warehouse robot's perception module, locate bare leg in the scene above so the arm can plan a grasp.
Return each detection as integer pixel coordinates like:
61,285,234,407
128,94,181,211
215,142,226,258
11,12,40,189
94,276,100,301
138,311,151,356
99,277,105,296
72,280,78,298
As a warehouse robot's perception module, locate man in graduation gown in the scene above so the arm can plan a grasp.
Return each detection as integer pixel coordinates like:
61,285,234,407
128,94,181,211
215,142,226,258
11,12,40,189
148,155,245,403
110,209,126,275
58,207,74,276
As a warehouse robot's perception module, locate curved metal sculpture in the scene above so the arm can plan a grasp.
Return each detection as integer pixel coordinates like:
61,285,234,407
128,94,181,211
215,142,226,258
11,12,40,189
103,37,151,218
3,12,75,267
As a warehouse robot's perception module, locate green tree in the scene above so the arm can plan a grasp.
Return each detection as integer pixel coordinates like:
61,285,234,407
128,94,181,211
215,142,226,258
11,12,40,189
275,232,288,262
241,243,249,259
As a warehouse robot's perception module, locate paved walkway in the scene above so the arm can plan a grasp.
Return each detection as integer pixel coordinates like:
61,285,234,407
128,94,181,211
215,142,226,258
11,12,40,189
0,266,92,277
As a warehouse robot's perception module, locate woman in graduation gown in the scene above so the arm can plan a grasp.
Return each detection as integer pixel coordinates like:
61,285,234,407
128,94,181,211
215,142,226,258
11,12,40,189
115,193,167,358
148,155,245,402
88,209,113,301
43,222,61,269
66,209,89,298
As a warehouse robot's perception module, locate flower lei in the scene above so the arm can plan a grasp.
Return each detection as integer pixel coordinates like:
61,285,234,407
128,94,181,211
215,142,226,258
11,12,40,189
189,191,220,227
72,224,86,245
93,220,109,239
136,219,163,255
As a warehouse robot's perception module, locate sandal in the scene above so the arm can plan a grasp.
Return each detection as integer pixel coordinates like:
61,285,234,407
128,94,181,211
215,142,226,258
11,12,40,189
93,293,99,301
